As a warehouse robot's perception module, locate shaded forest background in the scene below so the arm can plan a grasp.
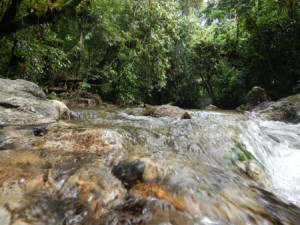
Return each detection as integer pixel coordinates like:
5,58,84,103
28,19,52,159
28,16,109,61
0,0,299,108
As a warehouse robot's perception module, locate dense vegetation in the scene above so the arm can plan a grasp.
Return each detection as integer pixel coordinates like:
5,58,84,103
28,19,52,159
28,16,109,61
0,0,299,108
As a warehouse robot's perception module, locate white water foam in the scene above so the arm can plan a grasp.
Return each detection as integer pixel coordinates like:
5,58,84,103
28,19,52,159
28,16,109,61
242,115,300,206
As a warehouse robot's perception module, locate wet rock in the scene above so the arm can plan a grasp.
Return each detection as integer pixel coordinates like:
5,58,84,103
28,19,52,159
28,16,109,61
130,183,186,212
69,111,84,120
142,160,159,183
113,158,161,186
123,105,191,119
68,98,97,108
235,160,272,189
0,79,70,125
112,161,145,189
0,140,15,150
101,197,204,225
218,187,300,224
49,99,70,120
254,101,299,123
67,92,101,108
125,107,151,117
237,86,267,111
279,94,300,115
33,128,46,137
17,123,50,136
33,122,124,153
204,104,219,110
0,124,45,150
251,101,275,111
0,121,128,224
99,198,153,224
152,105,191,119
250,93,300,123
60,165,126,211
12,192,89,225
0,148,127,224
0,207,10,225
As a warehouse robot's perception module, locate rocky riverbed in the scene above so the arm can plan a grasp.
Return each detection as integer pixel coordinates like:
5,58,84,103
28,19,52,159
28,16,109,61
1,79,300,225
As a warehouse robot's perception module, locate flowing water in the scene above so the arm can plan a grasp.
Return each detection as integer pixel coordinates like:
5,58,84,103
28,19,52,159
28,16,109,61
84,108,300,205
70,107,300,222
242,113,300,206
1,106,300,224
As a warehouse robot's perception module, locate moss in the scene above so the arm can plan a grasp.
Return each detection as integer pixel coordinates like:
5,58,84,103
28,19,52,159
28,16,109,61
226,143,255,164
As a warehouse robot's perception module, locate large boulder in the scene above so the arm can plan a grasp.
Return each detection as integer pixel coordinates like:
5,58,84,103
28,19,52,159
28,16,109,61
127,104,191,119
253,97,299,123
237,86,267,111
152,105,191,119
279,94,300,115
0,78,46,99
0,79,70,125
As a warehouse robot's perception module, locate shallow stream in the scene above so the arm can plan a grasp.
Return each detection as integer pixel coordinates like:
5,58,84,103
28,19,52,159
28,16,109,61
1,107,300,224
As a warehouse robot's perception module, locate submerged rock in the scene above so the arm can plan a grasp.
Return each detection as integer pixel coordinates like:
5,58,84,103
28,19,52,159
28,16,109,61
33,121,125,154
236,160,272,189
0,79,70,125
0,121,128,224
112,160,145,189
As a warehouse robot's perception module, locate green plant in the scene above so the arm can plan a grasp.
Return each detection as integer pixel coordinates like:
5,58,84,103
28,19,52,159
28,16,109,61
226,143,255,164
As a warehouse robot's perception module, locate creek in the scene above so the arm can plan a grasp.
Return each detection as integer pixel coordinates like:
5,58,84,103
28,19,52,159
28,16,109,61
242,113,300,206
1,106,300,224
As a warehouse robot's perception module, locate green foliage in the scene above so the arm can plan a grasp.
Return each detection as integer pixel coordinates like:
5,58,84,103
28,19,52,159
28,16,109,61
0,24,71,84
226,143,255,164
82,0,181,104
81,81,91,91
0,0,299,107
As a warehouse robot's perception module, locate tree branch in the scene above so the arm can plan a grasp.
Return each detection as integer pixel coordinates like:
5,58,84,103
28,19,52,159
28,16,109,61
0,0,83,39
0,0,23,38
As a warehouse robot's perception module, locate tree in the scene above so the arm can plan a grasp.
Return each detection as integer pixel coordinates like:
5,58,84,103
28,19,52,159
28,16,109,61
0,0,299,107
0,0,84,39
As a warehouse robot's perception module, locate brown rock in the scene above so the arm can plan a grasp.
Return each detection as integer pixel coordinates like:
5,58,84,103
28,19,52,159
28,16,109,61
237,86,267,111
130,183,187,212
235,160,273,189
152,105,191,119
254,101,299,123
33,122,124,153
204,104,219,110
